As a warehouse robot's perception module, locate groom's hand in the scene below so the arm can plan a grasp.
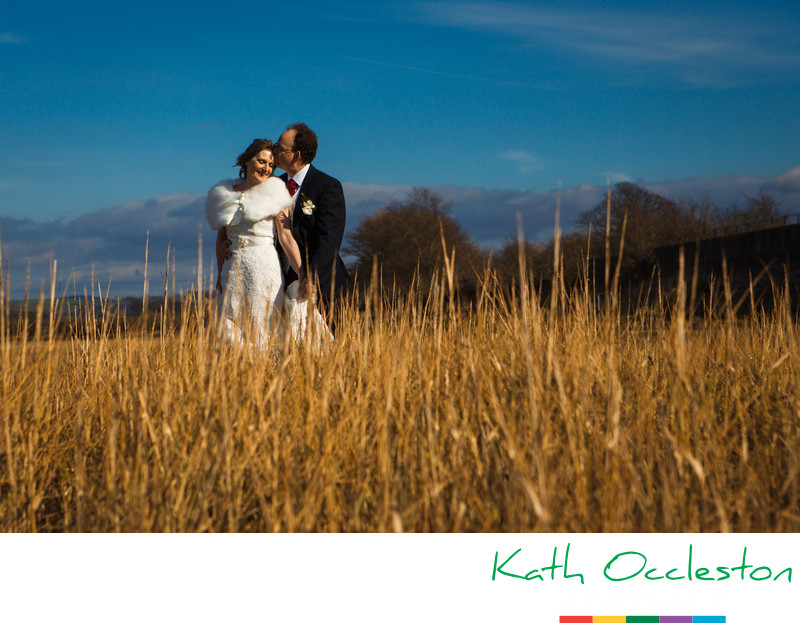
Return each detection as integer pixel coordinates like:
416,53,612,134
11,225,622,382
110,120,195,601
216,230,232,261
278,207,293,232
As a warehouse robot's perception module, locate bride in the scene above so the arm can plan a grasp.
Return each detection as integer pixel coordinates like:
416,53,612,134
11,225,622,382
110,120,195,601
205,138,331,348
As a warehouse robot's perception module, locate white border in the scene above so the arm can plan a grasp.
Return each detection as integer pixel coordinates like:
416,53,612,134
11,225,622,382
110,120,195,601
1,534,796,630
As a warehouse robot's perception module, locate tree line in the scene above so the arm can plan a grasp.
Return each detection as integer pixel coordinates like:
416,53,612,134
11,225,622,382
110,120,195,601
344,183,787,299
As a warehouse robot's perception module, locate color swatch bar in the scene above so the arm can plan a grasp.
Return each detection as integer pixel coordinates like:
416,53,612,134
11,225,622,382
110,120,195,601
560,616,726,624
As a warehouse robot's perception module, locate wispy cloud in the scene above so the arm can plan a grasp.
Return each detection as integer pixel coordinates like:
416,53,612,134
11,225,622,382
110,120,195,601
501,150,545,174
412,2,800,86
0,32,26,45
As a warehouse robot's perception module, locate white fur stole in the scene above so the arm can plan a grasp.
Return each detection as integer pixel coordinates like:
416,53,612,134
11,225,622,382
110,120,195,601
205,177,292,230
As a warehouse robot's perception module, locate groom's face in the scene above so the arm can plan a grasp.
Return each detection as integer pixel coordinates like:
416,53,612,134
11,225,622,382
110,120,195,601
274,129,297,172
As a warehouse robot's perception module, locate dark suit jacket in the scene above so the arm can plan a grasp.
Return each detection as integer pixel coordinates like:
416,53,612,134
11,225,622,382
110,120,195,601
279,165,349,306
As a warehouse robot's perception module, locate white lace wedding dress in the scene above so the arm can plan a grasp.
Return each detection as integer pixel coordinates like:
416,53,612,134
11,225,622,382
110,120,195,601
205,177,331,348
282,280,334,347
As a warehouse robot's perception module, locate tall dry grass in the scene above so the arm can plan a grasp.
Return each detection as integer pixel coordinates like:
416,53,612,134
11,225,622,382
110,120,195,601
1,238,799,532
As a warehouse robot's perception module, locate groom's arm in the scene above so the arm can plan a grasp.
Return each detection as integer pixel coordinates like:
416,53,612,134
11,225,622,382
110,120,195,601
215,228,231,293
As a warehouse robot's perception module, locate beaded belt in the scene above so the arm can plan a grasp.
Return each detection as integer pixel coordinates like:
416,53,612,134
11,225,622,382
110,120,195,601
232,234,272,249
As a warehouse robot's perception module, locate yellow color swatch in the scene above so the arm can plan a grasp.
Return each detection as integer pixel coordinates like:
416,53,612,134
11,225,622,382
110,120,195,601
593,616,627,623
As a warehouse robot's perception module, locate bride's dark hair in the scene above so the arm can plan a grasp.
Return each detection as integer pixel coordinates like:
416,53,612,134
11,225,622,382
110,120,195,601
235,139,274,178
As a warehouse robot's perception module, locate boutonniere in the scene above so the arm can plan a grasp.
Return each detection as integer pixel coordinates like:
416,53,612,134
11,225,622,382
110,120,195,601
300,193,316,216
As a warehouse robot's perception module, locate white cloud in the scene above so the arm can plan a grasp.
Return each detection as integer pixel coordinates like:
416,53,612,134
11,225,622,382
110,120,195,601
646,169,800,210
601,172,633,185
0,193,207,299
767,165,800,194
342,182,411,211
2,165,799,298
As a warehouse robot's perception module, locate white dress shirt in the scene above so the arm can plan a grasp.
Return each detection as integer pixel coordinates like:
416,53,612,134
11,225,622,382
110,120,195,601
287,163,311,196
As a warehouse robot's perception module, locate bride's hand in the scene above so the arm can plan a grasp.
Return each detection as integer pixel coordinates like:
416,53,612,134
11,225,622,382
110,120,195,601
298,268,309,299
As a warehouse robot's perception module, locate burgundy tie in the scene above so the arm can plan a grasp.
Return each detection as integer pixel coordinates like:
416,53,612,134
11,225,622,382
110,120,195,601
286,179,298,196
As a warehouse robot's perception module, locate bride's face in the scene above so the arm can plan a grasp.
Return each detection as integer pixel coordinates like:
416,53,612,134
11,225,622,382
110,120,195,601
245,150,275,186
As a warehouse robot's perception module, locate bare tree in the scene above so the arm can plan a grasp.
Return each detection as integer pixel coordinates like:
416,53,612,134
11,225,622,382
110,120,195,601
710,192,783,233
576,182,708,267
345,188,487,296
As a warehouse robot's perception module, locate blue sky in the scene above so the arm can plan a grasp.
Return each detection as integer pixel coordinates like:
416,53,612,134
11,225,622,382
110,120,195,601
1,1,799,297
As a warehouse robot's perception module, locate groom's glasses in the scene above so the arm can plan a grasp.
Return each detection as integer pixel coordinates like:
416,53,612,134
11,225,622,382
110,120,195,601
274,144,294,154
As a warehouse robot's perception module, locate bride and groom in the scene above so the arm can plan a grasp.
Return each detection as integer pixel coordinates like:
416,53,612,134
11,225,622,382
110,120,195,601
205,123,349,347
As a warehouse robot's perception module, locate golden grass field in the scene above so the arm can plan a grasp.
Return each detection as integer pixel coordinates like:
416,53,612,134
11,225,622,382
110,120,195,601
1,247,799,533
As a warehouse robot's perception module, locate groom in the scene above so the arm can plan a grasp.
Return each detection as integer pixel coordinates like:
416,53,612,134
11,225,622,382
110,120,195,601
273,122,349,316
